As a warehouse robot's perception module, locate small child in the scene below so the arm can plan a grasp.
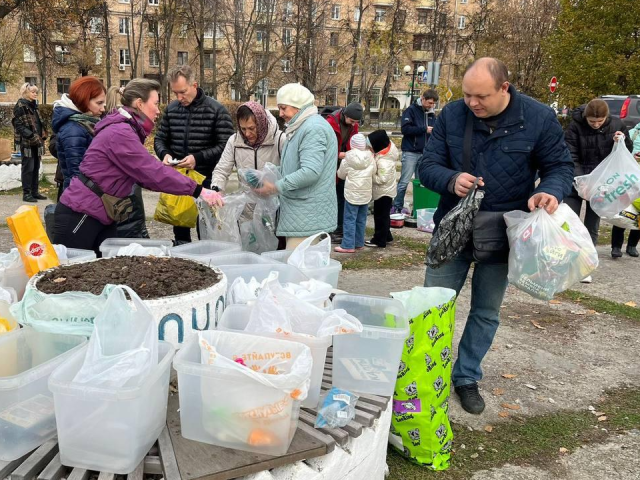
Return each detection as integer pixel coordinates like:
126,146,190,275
366,130,399,248
335,133,375,253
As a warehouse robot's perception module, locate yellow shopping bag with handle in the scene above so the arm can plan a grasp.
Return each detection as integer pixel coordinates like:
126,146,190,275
154,168,205,228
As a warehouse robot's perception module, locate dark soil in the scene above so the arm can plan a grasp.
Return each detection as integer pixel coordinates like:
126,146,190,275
37,256,221,300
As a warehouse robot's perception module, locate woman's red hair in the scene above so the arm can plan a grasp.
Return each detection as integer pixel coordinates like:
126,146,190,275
68,77,106,113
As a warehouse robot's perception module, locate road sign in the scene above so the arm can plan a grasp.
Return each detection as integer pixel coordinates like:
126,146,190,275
445,88,453,101
549,76,558,93
422,71,429,83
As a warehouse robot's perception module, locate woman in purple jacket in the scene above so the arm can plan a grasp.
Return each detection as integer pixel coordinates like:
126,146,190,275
52,78,223,254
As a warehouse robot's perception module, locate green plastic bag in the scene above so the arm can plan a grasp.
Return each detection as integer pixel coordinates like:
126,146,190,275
389,287,456,470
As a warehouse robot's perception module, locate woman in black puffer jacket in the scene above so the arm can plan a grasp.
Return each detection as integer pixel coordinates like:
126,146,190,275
565,99,633,258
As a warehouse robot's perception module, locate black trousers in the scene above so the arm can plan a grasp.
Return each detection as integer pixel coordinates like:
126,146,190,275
371,196,393,247
564,189,600,246
21,147,41,196
611,226,640,249
173,178,209,244
335,179,345,235
52,203,118,256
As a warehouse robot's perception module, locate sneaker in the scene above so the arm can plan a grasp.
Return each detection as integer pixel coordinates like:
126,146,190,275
365,240,383,248
32,193,47,200
580,275,592,284
627,246,639,257
400,207,411,216
454,383,485,414
612,247,623,258
330,233,343,244
22,194,37,203
334,246,355,253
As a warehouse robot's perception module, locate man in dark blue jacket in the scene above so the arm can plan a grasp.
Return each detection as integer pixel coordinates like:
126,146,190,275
419,58,573,415
393,89,439,213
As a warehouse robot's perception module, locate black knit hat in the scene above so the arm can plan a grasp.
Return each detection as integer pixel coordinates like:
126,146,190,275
368,129,390,154
343,102,363,121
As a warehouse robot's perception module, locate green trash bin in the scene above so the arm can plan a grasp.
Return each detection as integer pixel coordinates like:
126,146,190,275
412,179,440,217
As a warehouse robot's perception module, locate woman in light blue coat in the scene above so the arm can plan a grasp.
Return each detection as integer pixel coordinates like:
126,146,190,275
254,83,338,249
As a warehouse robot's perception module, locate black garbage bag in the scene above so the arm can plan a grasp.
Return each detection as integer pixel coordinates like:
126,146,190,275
44,203,56,241
426,182,484,269
116,184,150,239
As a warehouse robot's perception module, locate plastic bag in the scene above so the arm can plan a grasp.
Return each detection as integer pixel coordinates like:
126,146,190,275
73,286,158,388
198,193,248,245
315,387,359,428
246,277,362,338
504,204,599,300
574,139,640,219
388,287,455,470
227,273,332,308
228,274,271,305
0,287,16,304
417,208,436,233
288,232,331,269
0,164,21,191
0,249,28,301
237,163,282,193
116,243,169,256
11,283,111,335
602,203,640,230
7,205,60,277
154,169,205,228
241,197,279,254
427,183,484,269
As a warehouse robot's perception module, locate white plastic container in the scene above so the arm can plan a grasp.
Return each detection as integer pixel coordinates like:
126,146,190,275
260,250,342,288
219,264,309,292
63,248,97,264
0,329,87,461
417,208,437,233
206,252,281,267
331,294,409,396
170,240,241,264
99,238,173,258
173,331,308,456
49,342,175,474
218,305,331,408
0,301,18,333
0,264,29,301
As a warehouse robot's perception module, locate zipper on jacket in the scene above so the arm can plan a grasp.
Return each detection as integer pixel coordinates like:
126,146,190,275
254,149,258,170
183,108,192,159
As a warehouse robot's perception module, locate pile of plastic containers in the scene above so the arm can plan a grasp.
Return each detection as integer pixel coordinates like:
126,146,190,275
170,240,241,264
99,238,173,258
260,250,342,288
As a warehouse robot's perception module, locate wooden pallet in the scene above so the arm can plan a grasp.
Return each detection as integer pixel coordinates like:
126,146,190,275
2,349,389,480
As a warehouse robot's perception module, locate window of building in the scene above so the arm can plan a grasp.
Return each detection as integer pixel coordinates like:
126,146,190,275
55,45,70,64
177,51,188,65
354,7,360,21
455,40,464,54
374,8,387,22
120,80,129,88
282,28,292,45
349,87,360,104
331,5,340,20
148,19,159,36
255,55,266,72
371,64,383,75
417,9,430,25
149,49,159,67
460,0,468,3
457,15,466,29
119,17,130,35
216,25,224,38
328,59,337,74
179,23,188,38
255,0,274,13
57,78,70,94
119,48,131,66
203,51,214,69
413,35,431,51
256,30,265,43
90,17,103,34
95,47,103,65
393,64,400,77
24,76,37,86
282,58,291,72
283,1,293,17
204,24,214,38
325,87,337,105
235,0,244,12
371,88,381,109
354,64,361,75
149,0,159,5
23,45,36,63
330,32,339,46
0,82,6,94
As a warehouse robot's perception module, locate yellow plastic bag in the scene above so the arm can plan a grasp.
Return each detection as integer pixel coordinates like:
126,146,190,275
154,168,205,228
6,206,59,277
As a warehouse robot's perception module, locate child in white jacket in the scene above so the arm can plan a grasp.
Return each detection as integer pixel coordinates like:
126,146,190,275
335,133,375,253
366,130,399,248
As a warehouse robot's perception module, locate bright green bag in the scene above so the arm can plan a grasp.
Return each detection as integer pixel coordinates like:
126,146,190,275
389,287,456,470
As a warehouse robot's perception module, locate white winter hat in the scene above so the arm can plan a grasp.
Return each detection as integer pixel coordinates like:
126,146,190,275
350,133,367,151
276,83,315,109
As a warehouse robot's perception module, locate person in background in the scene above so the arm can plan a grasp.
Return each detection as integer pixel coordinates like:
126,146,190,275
366,130,399,248
335,133,375,254
52,79,223,254
393,89,438,214
154,64,234,245
326,102,362,244
105,86,123,113
564,98,633,269
52,76,106,191
252,83,337,249
12,83,47,203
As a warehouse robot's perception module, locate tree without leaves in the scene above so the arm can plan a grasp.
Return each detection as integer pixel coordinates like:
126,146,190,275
0,13,22,84
124,0,148,79
148,0,179,101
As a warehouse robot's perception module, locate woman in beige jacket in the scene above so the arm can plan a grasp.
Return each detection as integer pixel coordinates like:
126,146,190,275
211,101,285,192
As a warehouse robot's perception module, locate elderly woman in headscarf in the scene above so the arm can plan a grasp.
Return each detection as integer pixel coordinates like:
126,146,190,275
253,83,338,250
211,101,285,192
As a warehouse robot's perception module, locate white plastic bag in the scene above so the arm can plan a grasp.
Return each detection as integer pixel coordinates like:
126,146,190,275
246,278,362,338
227,273,274,305
602,204,640,230
417,208,436,233
0,164,22,191
198,194,248,245
241,198,279,254
504,204,599,300
574,139,640,219
116,243,169,256
73,286,158,388
287,232,331,269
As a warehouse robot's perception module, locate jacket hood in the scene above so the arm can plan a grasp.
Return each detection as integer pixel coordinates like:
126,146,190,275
572,104,612,128
52,95,83,132
95,107,146,142
348,149,373,170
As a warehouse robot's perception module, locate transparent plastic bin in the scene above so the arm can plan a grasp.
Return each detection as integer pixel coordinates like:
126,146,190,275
0,300,18,333
170,240,242,264
260,250,342,288
63,248,97,264
206,252,281,267
218,305,331,408
0,264,29,301
49,342,175,474
99,238,173,258
417,208,437,233
0,329,87,461
173,331,308,456
219,264,309,295
331,294,409,396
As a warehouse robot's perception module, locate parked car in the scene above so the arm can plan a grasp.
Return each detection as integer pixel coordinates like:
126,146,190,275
600,95,640,129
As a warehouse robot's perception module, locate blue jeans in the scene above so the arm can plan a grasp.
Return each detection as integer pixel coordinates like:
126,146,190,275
393,151,422,210
424,248,509,387
341,202,368,249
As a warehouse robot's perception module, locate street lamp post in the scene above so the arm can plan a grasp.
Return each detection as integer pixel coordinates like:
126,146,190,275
404,64,425,106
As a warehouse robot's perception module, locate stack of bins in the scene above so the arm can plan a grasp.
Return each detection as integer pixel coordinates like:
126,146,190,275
260,250,342,288
99,238,173,258
170,240,241,264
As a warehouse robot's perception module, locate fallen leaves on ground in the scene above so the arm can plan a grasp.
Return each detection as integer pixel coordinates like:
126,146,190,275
624,301,637,307
549,300,562,305
531,320,546,330
598,415,607,422
492,388,505,396
484,425,493,433
498,411,510,418
559,447,569,455
524,384,537,390
501,403,521,410
501,374,517,379
507,315,521,319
